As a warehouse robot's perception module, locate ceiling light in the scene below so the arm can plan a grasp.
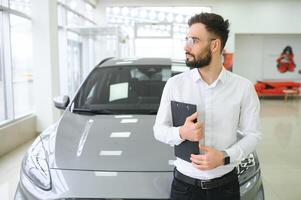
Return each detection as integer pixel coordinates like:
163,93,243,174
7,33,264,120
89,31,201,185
113,7,120,15
167,13,173,22
176,14,183,23
131,8,138,17
158,12,165,21
148,11,156,20
139,9,147,18
121,7,129,16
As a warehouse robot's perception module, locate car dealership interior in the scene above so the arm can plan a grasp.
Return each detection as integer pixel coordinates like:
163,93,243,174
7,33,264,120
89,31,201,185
0,0,301,200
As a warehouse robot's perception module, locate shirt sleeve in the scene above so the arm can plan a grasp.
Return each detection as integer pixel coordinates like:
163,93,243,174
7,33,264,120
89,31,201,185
226,81,262,163
153,78,184,146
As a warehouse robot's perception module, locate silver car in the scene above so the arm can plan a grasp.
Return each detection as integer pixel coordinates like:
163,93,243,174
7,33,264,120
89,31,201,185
15,57,264,200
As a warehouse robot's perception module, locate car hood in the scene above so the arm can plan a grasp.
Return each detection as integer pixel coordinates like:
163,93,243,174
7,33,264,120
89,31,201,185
47,110,175,172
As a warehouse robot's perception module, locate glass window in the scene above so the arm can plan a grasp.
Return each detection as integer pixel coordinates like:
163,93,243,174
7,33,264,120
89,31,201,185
135,38,173,58
106,6,211,59
136,23,173,38
64,0,94,21
57,0,96,27
0,15,4,122
0,63,4,122
67,39,82,96
0,10,6,123
67,11,79,27
57,0,96,98
57,4,66,27
85,2,94,21
10,14,33,117
0,77,4,122
9,0,31,16
66,0,79,10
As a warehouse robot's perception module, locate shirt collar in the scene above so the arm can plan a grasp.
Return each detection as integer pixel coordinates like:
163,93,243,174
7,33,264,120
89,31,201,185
190,67,228,85
217,67,228,84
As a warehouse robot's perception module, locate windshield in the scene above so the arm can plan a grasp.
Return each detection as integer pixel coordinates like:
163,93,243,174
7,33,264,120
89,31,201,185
72,64,188,114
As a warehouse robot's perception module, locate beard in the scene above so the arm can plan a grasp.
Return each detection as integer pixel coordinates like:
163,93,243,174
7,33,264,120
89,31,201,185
185,46,212,69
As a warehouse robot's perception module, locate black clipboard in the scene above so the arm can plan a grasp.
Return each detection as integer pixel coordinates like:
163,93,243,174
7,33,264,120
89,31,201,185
171,101,200,162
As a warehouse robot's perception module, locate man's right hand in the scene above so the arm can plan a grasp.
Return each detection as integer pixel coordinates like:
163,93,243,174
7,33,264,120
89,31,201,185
179,112,203,141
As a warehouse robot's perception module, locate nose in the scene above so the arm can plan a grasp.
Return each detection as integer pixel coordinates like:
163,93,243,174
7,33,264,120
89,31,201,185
184,43,191,52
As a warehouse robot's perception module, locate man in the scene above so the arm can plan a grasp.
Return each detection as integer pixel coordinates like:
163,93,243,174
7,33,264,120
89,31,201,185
153,13,261,200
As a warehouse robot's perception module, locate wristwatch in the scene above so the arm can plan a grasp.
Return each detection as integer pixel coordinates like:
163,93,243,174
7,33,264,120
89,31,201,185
222,151,230,165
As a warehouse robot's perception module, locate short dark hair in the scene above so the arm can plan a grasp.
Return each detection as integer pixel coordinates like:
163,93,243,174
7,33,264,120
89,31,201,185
282,46,293,55
188,12,230,51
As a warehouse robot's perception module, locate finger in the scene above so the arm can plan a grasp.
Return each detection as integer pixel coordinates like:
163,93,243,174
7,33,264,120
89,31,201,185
191,154,207,163
194,134,203,141
199,144,209,152
187,112,198,122
194,131,203,140
190,133,202,141
190,154,204,160
194,122,203,129
190,157,206,165
192,126,202,133
192,162,208,170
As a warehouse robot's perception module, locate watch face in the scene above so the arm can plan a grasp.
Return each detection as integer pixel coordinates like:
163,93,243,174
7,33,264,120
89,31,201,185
224,156,230,165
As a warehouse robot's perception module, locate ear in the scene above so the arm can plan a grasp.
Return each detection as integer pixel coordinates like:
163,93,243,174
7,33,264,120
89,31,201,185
211,39,221,54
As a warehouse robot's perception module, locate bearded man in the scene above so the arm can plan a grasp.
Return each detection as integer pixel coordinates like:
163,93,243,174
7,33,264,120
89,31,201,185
153,12,261,200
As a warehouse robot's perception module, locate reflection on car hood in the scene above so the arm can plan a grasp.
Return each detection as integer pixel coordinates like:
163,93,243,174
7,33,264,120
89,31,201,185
48,110,175,172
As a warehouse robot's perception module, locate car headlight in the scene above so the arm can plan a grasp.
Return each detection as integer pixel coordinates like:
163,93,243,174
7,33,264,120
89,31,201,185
238,152,262,196
237,153,259,182
22,136,51,190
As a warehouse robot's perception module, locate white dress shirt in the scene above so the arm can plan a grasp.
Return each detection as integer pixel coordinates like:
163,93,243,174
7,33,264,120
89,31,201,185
153,67,261,180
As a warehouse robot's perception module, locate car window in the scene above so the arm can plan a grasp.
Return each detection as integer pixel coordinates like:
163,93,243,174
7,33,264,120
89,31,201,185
72,65,169,114
72,64,188,114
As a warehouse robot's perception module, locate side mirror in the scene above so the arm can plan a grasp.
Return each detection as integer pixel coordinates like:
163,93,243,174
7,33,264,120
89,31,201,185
53,95,70,110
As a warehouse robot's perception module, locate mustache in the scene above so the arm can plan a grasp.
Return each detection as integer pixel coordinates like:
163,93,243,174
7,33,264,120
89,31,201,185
185,52,194,57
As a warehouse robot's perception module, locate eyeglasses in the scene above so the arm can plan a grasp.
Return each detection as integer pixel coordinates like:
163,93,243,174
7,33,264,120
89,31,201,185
185,37,200,47
185,37,217,47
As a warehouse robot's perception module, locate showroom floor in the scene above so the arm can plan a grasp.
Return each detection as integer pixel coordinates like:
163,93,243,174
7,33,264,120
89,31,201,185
0,98,300,200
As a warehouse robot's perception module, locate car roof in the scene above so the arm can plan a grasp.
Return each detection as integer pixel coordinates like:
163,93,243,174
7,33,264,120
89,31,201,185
98,57,185,67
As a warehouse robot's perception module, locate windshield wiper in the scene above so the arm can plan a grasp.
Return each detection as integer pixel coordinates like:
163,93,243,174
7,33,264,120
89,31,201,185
72,108,115,115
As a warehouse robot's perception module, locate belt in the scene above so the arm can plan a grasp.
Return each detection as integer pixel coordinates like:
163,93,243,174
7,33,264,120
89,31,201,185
174,168,237,190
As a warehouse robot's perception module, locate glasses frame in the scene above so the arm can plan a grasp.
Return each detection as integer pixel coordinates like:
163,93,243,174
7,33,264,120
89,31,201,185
185,37,217,47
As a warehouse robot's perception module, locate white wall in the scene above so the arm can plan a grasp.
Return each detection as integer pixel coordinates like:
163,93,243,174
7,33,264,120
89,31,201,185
214,0,301,51
234,34,264,83
234,34,301,83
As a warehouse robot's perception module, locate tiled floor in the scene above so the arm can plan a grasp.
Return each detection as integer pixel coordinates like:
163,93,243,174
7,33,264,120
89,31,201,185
257,98,301,200
0,139,33,200
0,99,300,200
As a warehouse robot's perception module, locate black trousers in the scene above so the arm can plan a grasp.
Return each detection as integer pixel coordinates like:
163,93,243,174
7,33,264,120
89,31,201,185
170,170,240,200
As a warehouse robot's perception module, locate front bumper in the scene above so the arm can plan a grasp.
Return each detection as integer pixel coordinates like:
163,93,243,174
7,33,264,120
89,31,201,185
15,169,264,200
15,169,173,200
240,171,265,200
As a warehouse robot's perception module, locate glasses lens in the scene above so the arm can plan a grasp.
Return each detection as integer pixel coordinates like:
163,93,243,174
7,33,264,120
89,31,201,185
185,38,193,46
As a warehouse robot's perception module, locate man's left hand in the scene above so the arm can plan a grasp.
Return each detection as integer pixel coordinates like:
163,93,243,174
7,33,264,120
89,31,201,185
190,145,224,170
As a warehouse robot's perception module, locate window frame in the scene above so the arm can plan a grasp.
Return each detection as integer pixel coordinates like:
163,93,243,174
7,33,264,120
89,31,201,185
0,1,33,126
